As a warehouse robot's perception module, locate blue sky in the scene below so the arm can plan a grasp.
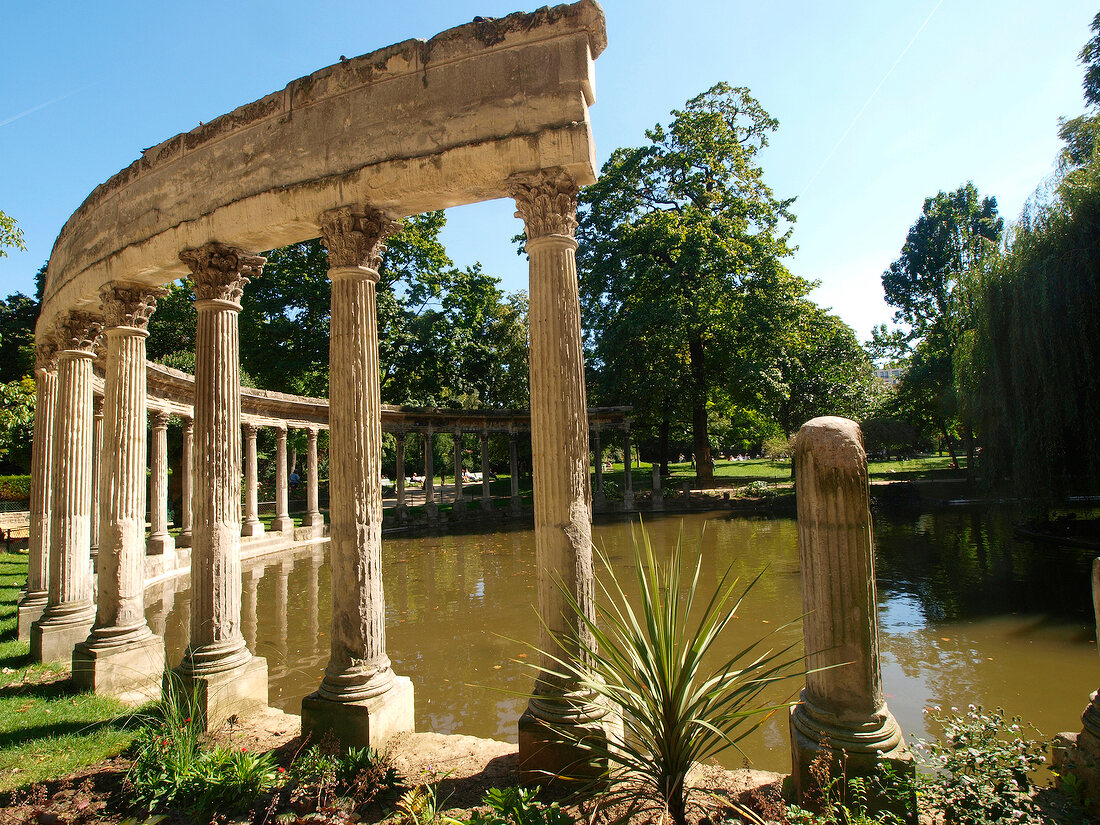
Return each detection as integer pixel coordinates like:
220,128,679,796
1,1,1094,342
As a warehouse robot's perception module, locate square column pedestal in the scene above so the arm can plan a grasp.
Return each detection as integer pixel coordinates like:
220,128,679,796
72,635,166,703
302,677,415,750
17,601,47,641
175,656,270,731
31,612,94,665
518,704,622,785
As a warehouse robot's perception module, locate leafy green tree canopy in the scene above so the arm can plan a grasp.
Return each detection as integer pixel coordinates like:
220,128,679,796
578,83,796,482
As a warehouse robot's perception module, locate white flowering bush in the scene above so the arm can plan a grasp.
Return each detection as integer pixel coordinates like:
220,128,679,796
914,705,1046,825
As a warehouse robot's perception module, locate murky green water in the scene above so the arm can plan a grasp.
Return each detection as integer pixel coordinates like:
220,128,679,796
148,507,1099,773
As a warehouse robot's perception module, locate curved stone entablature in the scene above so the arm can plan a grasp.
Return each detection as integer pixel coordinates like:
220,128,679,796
38,0,606,341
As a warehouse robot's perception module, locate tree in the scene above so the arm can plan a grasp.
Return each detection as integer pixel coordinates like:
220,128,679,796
876,183,1003,468
0,210,25,259
0,376,35,473
0,292,39,382
1058,12,1100,171
965,156,1100,503
578,83,796,483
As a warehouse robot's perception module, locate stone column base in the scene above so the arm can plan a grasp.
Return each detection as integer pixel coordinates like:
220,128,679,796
518,705,621,788
480,498,493,512
176,531,193,548
72,634,165,702
147,533,176,556
510,497,523,515
789,706,914,815
302,512,324,527
16,598,47,642
31,608,96,664
425,502,440,521
173,656,269,731
301,675,415,750
271,516,295,533
242,520,265,537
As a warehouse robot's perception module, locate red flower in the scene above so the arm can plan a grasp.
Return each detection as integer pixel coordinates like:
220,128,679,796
240,746,247,752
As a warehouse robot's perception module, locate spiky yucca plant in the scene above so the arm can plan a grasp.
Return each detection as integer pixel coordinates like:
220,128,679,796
533,521,804,825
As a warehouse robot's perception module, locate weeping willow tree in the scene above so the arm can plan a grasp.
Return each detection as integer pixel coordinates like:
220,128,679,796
967,162,1100,504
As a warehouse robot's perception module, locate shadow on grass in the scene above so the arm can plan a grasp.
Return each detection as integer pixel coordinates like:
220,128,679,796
0,649,31,671
0,715,134,751
0,674,72,700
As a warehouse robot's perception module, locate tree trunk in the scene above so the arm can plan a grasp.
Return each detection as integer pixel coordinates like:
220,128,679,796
658,414,670,478
939,422,960,469
289,445,298,475
688,333,713,485
962,422,976,484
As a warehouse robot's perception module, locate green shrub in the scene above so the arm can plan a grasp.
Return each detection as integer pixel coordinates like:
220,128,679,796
288,741,398,813
470,786,570,825
126,674,278,818
913,705,1046,825
0,474,30,501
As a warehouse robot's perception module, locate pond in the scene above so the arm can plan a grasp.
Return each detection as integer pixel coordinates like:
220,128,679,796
148,506,1099,773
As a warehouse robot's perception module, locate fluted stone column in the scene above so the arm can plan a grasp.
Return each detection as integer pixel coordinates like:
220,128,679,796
18,344,58,640
452,427,465,517
302,206,413,749
395,432,409,522
241,423,264,537
147,410,175,556
790,417,910,802
592,428,605,510
424,428,438,520
31,312,101,663
176,242,268,729
511,170,615,779
178,416,194,547
480,431,492,512
622,424,634,511
508,430,521,514
73,284,166,699
302,427,323,531
272,424,294,533
90,396,104,561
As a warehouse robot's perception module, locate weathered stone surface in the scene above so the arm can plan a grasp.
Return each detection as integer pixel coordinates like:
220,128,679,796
176,244,266,727
18,350,57,641
242,423,264,537
75,285,166,698
272,424,294,532
31,312,101,663
513,169,612,778
302,676,415,751
789,417,911,805
147,409,175,555
301,208,413,747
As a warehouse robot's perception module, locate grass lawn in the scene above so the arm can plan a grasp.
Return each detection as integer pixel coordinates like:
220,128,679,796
0,551,141,792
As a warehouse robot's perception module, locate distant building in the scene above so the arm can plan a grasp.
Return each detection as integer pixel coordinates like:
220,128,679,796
873,366,905,387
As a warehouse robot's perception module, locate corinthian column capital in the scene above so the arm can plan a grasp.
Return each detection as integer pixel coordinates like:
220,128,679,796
100,283,168,332
319,206,400,273
149,408,171,429
54,312,104,354
179,243,265,307
35,337,59,371
509,168,579,240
